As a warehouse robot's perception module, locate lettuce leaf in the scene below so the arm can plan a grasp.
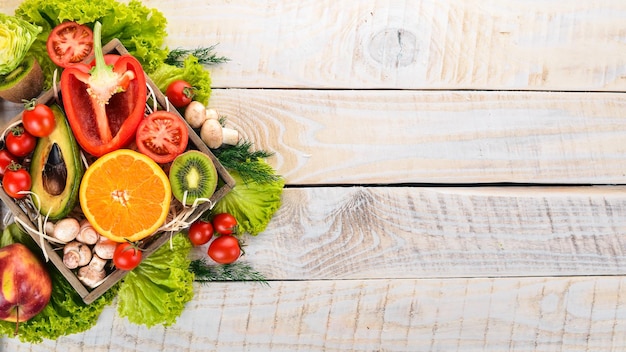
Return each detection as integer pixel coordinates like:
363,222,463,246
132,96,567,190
0,223,117,343
213,166,285,235
149,56,212,106
116,233,194,327
14,0,169,88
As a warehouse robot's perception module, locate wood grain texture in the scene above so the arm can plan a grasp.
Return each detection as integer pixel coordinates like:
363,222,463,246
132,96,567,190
208,89,626,185
208,186,626,279
148,0,626,90
2,0,623,90
3,277,626,352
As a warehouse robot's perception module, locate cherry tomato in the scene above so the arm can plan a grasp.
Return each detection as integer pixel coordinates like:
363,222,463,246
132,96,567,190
135,111,189,164
22,100,56,137
165,80,195,108
207,235,241,264
188,220,214,246
3,163,31,199
5,126,36,157
46,21,94,68
113,242,143,271
212,213,238,235
0,149,18,177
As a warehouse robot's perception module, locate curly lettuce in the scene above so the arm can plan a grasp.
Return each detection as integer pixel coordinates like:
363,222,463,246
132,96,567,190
0,13,41,75
213,166,285,235
116,233,194,327
14,0,169,87
149,56,212,106
0,223,117,343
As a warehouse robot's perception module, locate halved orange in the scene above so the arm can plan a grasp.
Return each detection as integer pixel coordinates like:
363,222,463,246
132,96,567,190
79,149,171,243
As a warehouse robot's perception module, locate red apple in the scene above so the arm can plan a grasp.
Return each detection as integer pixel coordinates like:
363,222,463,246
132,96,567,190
0,243,52,323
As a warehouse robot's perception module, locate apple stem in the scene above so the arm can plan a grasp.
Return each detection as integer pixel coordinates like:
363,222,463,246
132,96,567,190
14,306,19,336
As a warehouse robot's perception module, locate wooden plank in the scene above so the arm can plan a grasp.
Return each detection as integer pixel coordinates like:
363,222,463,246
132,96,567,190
3,277,626,351
152,0,626,90
208,89,626,185
1,0,624,91
186,186,626,279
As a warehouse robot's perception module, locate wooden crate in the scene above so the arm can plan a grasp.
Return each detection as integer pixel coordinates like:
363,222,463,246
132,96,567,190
0,39,235,304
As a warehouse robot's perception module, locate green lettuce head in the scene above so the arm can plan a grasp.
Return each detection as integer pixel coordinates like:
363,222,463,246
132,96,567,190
0,13,41,75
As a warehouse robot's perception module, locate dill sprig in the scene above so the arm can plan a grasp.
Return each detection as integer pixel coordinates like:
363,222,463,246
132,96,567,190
165,45,230,67
190,259,269,286
214,141,280,184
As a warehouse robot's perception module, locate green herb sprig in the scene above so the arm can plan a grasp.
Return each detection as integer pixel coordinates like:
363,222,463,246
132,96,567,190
214,141,280,184
165,45,230,67
190,259,269,286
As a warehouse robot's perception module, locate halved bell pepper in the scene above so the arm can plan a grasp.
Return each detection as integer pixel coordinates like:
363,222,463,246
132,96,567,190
60,21,146,157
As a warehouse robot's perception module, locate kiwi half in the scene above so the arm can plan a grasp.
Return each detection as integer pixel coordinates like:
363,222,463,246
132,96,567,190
169,150,218,205
0,56,44,103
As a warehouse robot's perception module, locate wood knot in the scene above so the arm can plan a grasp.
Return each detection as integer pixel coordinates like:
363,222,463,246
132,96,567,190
368,28,417,67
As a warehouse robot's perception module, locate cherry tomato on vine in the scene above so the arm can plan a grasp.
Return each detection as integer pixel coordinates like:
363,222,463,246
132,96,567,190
5,126,36,157
46,21,94,68
188,220,214,246
212,213,238,235
165,80,194,108
0,149,18,177
207,235,241,264
3,162,31,199
22,100,56,137
113,242,143,270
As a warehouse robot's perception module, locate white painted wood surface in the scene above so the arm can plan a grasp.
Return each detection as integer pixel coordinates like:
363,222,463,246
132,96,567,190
1,0,626,351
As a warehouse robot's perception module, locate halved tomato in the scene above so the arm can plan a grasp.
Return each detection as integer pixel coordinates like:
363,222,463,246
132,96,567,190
136,111,189,164
46,22,94,68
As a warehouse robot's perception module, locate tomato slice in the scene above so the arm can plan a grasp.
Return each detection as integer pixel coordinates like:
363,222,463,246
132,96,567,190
136,111,189,164
46,22,94,68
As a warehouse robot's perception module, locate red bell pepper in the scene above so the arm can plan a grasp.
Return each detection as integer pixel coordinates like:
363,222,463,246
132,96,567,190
61,21,146,157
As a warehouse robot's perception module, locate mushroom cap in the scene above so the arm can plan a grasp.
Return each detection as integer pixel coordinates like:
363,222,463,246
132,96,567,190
200,119,224,149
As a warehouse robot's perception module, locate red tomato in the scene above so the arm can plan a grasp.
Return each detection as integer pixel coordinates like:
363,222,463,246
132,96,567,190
135,111,189,164
3,163,31,199
207,235,241,264
22,101,56,137
0,149,18,177
5,126,36,157
188,220,214,246
212,213,238,235
113,242,143,271
46,22,94,68
165,80,195,108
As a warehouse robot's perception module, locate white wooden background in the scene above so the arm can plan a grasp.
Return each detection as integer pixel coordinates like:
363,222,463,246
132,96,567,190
2,0,626,351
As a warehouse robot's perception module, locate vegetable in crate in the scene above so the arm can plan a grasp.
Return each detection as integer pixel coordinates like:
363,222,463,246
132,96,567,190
61,21,146,157
29,105,84,220
0,14,43,102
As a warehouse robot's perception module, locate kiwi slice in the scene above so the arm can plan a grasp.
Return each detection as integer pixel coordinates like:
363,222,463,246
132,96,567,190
0,56,44,103
169,150,218,205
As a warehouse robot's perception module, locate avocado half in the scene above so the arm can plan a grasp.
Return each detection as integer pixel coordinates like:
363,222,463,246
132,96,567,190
30,105,84,220
0,56,44,103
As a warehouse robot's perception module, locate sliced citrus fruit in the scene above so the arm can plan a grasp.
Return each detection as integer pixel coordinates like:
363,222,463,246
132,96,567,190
79,149,171,242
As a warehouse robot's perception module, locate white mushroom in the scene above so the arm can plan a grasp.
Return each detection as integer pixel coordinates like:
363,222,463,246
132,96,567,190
51,218,81,243
63,241,92,269
184,101,208,128
77,255,108,288
76,219,99,245
200,119,240,149
93,236,117,260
